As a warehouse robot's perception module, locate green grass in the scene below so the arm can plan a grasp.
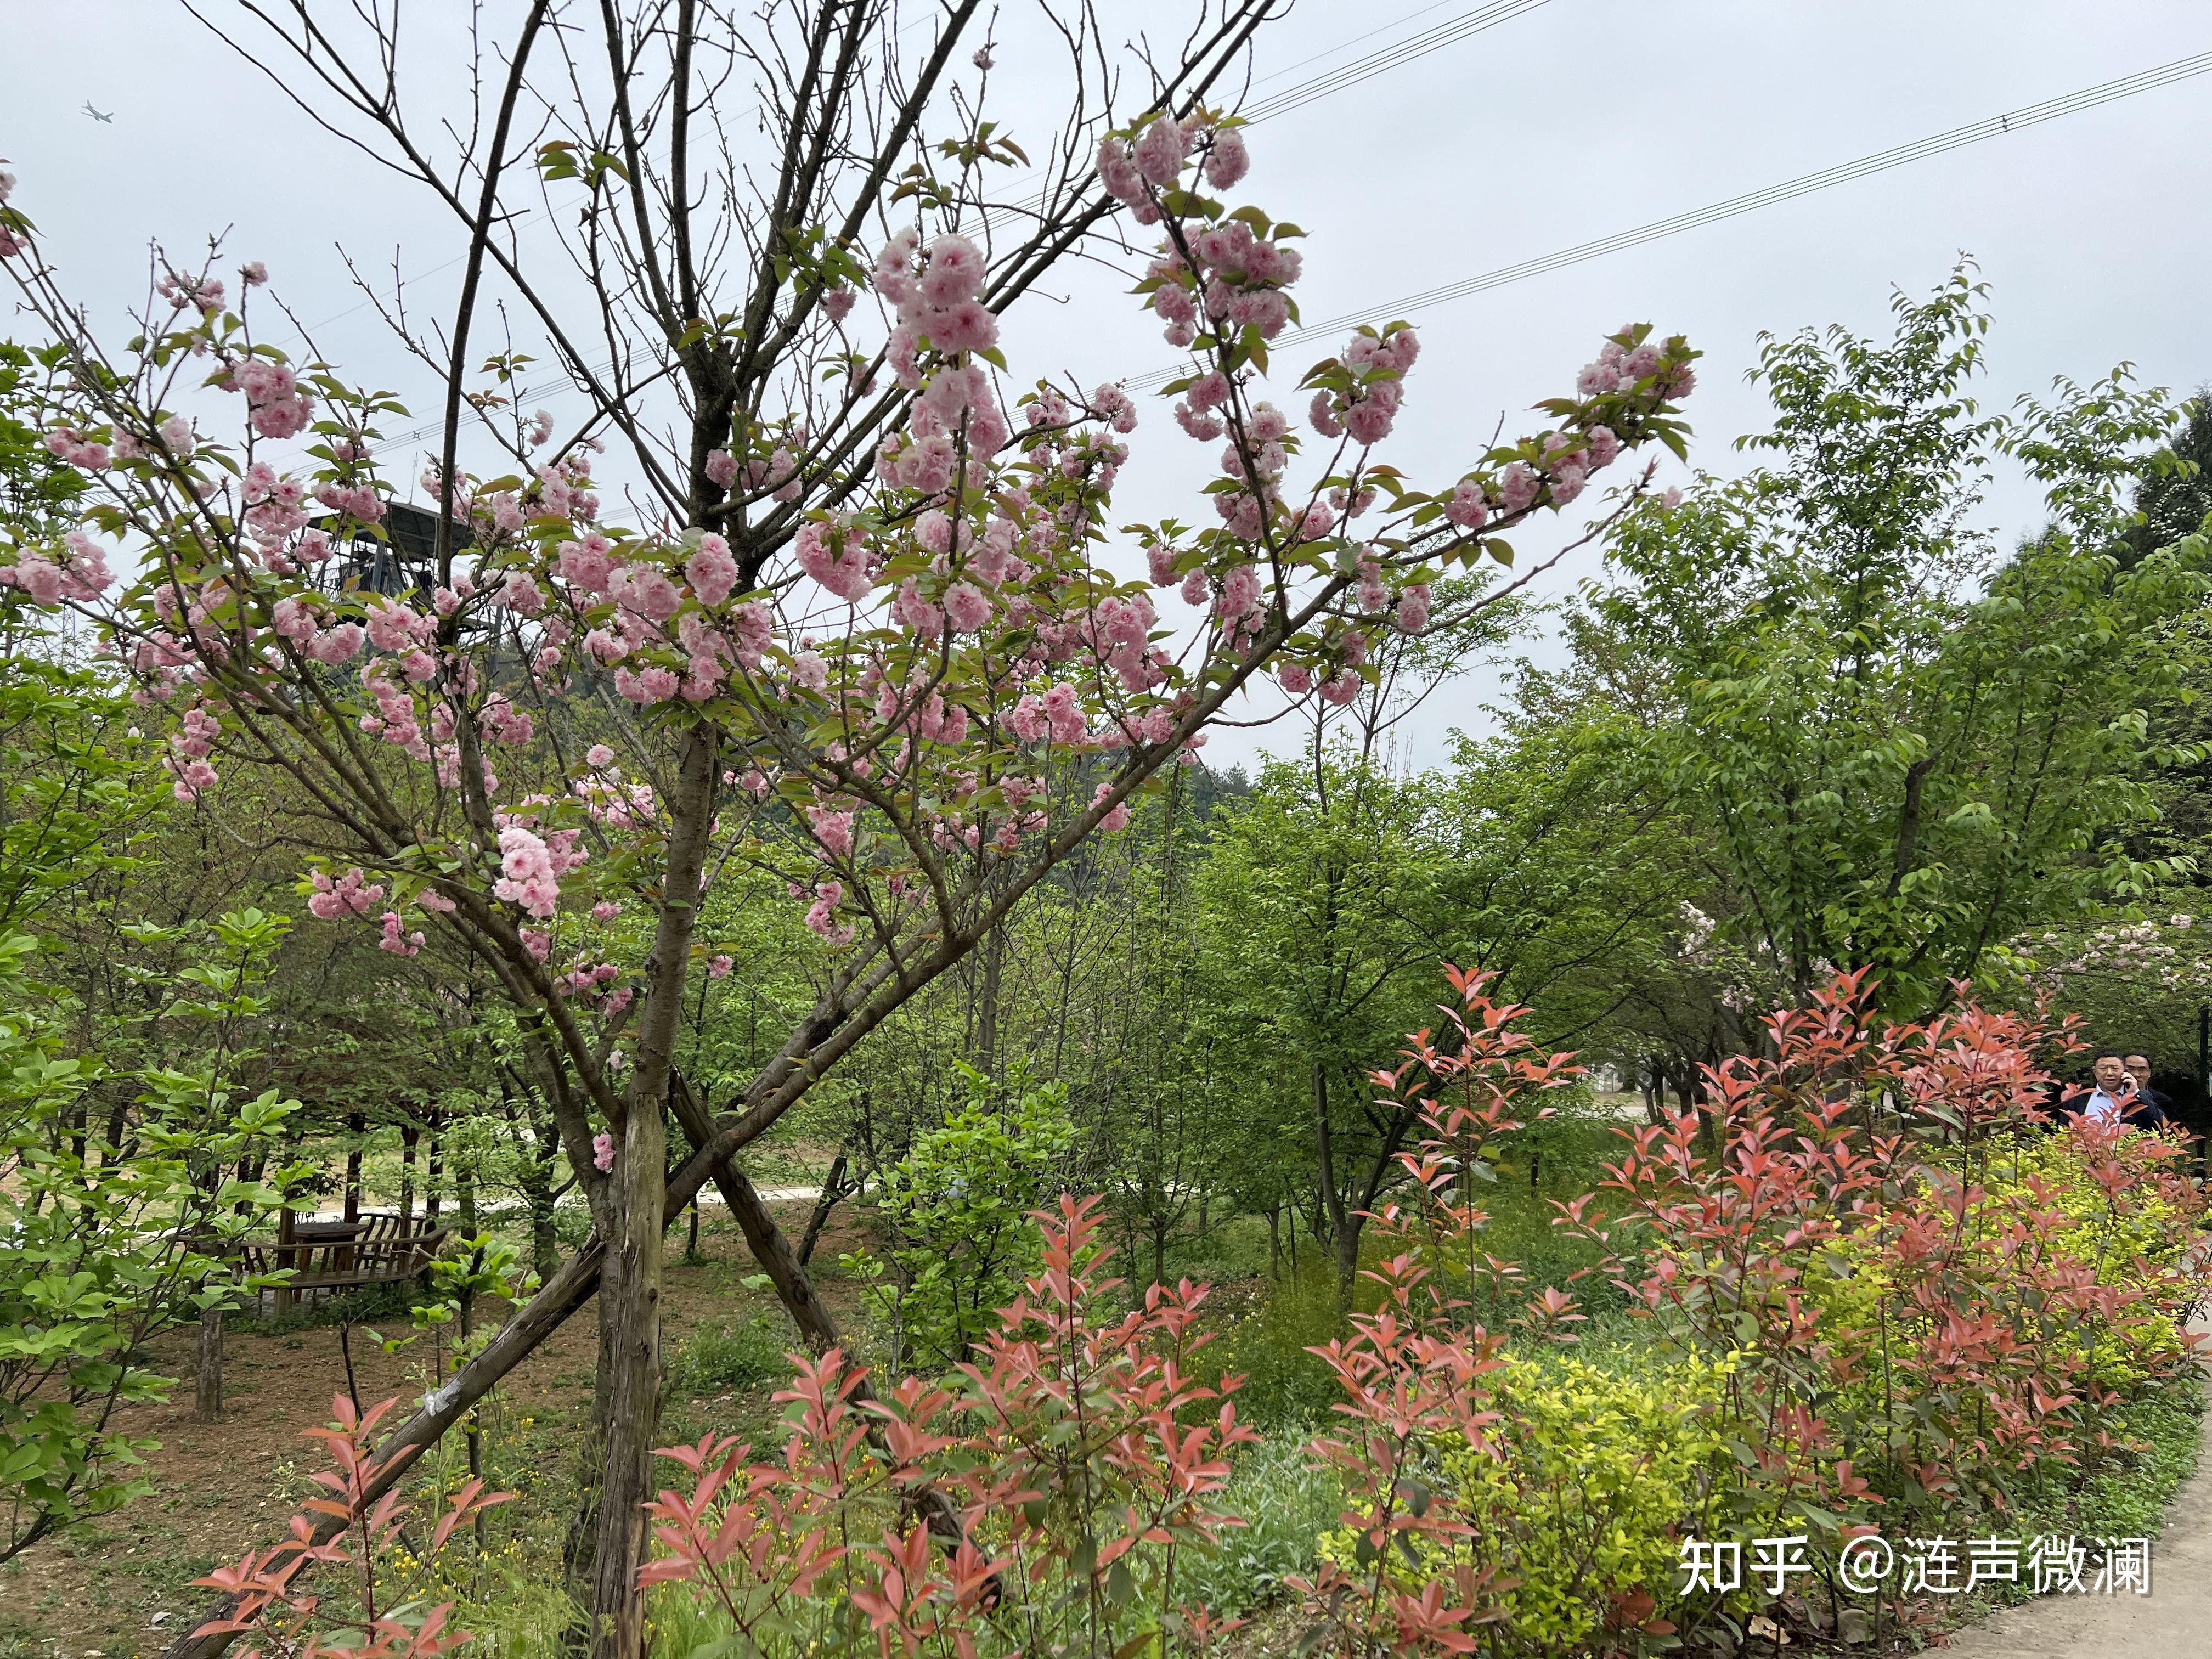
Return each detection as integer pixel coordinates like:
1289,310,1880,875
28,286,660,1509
1178,1429,1340,1617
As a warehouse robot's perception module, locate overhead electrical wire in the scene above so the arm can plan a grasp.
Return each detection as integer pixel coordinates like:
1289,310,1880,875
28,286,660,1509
1130,47,2212,390
1240,0,1551,123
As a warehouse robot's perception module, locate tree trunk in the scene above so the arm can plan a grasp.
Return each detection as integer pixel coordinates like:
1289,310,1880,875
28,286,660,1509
795,1149,848,1267
343,1112,364,1223
1333,1209,1362,1305
588,723,718,1659
399,1125,419,1226
195,1304,223,1422
585,1124,663,1657
426,1125,443,1226
975,921,1003,1076
1312,1063,1357,1306
519,1099,562,1279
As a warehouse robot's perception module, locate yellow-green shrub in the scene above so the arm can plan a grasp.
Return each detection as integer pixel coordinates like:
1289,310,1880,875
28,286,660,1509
1321,1348,1734,1649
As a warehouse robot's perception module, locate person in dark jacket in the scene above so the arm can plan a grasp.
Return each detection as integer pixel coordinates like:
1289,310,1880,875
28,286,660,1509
2122,1053,2175,1130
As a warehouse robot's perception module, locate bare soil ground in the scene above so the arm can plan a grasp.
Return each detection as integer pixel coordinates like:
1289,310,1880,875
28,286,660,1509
0,1200,865,1659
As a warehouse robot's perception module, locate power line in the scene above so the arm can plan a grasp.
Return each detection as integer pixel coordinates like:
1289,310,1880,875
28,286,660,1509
1130,47,2212,391
1242,1,1551,123
1245,0,1468,89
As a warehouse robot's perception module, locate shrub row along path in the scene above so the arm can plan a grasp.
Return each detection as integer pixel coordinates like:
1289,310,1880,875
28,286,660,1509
1943,1304,2212,1656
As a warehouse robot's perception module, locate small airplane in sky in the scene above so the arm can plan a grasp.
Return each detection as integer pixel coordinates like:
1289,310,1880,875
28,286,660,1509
83,103,113,123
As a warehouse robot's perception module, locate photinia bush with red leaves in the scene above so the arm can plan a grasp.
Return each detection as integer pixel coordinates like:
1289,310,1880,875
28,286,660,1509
188,1393,512,1659
1288,966,2208,1657
641,1194,1257,1656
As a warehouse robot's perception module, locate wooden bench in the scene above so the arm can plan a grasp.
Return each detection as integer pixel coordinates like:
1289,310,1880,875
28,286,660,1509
235,1213,450,1312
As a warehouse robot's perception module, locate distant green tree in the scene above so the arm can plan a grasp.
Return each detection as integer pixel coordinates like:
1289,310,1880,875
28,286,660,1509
1195,751,1453,1301
845,1062,1074,1374
2123,388,2212,567
1595,269,2206,1018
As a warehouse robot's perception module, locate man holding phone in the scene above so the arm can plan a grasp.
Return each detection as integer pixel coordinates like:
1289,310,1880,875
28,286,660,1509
2057,1051,2167,1129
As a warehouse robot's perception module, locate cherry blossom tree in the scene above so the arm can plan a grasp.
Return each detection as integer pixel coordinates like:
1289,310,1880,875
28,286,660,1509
0,3,1695,1650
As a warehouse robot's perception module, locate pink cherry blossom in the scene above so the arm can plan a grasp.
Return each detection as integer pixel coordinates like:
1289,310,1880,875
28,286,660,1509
687,533,739,606
806,806,855,859
494,825,562,918
308,866,386,920
1133,115,1190,186
378,911,426,957
1204,127,1249,189
943,580,991,633
1091,780,1130,833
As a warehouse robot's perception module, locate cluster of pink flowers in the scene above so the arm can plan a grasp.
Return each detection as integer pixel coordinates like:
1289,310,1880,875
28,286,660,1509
793,518,878,602
1,529,115,607
1098,112,1248,232
493,825,562,919
229,357,315,440
686,533,740,606
875,230,998,382
45,427,111,470
574,775,658,828
155,270,225,315
704,441,802,504
308,867,386,920
360,667,431,761
377,911,426,956
562,957,626,1002
1578,331,1692,398
803,879,854,945
1006,681,1088,746
480,692,535,746
162,701,222,800
805,804,856,859
535,455,600,521
1309,326,1419,447
315,480,383,523
1089,780,1130,833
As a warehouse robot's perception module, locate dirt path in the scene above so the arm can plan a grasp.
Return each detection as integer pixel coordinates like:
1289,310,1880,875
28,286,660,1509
1942,1308,2212,1657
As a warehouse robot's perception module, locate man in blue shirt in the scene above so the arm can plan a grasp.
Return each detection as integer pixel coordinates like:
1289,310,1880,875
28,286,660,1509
2057,1051,2165,1129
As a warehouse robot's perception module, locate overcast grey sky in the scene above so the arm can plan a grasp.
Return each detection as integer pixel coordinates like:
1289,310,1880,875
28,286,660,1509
5,1,2208,769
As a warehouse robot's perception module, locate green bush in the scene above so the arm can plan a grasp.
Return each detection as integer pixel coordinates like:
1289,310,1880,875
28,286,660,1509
662,1313,791,1401
843,1061,1074,1372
